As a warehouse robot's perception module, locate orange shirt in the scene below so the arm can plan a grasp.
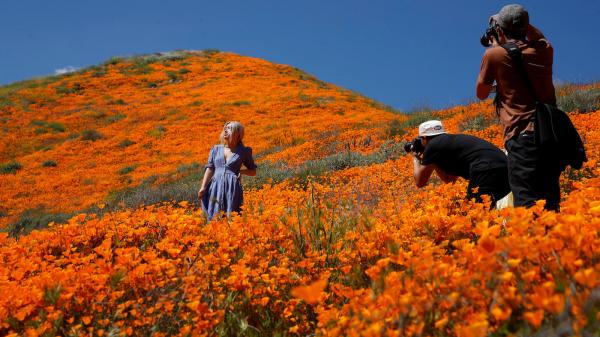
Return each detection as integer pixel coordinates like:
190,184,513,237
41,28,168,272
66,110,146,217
478,39,556,142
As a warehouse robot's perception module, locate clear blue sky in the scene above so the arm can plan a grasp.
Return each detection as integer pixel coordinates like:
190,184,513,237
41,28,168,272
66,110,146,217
1,0,599,111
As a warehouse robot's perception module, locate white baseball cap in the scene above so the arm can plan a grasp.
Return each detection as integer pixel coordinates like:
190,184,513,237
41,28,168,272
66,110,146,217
418,120,446,137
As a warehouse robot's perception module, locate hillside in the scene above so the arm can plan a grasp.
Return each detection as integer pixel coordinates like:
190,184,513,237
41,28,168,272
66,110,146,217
0,50,402,229
0,51,599,336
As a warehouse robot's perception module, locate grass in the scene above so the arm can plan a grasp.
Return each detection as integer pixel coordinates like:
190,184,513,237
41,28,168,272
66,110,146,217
4,207,73,238
557,87,600,113
458,115,497,132
246,140,405,189
2,140,406,235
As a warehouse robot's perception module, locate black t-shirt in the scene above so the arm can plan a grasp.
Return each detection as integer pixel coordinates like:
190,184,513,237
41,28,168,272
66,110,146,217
421,134,507,179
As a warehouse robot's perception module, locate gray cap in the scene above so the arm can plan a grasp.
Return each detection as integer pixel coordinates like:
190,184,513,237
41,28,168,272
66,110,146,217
497,4,529,33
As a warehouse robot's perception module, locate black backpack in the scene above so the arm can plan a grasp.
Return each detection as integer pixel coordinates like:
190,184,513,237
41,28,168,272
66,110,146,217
501,42,587,170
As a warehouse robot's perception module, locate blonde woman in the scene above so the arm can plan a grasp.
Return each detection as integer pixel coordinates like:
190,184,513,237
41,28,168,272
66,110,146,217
198,121,257,220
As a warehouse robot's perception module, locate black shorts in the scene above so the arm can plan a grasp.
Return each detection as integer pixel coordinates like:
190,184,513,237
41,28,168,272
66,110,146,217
467,167,511,206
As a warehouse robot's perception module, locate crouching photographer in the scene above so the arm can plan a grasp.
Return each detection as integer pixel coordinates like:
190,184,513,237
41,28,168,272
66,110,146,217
409,120,511,208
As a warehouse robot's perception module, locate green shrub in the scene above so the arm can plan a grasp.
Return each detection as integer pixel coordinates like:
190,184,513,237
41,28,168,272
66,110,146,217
148,125,166,139
0,161,22,174
106,113,127,124
231,100,251,107
203,49,220,56
80,129,104,141
104,57,125,66
55,82,83,95
47,122,66,132
119,165,137,175
41,160,58,167
108,98,126,105
119,139,136,148
165,71,180,83
32,120,67,134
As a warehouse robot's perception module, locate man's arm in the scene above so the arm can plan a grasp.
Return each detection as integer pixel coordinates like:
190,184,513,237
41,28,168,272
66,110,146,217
476,48,497,100
527,24,546,41
476,76,493,100
413,155,435,188
434,167,458,183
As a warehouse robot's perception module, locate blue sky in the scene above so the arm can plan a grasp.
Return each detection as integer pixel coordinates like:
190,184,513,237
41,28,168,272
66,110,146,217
1,0,599,111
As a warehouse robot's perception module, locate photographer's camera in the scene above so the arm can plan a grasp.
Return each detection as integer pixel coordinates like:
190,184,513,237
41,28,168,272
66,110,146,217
404,137,425,154
480,21,499,47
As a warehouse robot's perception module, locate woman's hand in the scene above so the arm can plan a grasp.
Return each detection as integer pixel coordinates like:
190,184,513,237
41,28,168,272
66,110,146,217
198,187,207,200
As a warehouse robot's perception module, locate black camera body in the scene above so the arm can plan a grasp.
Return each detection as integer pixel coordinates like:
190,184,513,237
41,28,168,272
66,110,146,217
480,22,500,47
404,137,425,154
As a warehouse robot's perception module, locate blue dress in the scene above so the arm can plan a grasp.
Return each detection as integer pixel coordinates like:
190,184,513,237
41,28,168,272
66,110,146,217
201,144,257,220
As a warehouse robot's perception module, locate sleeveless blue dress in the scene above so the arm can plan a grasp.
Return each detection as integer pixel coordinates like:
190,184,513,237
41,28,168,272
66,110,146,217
201,144,257,220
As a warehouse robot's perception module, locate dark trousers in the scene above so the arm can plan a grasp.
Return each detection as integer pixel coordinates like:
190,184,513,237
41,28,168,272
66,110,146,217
505,132,562,211
466,167,511,207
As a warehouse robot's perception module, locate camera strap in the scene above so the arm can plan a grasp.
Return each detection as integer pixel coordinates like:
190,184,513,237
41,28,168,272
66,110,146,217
500,42,538,102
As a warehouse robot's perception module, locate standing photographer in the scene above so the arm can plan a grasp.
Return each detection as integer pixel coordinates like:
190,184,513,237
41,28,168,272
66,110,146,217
476,4,561,210
410,120,510,207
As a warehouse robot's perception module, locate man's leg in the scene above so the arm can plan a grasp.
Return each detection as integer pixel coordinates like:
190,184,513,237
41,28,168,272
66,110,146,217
506,132,560,210
506,132,541,208
537,150,562,211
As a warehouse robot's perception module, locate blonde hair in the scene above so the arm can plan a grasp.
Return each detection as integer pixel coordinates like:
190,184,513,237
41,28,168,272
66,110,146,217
220,121,245,146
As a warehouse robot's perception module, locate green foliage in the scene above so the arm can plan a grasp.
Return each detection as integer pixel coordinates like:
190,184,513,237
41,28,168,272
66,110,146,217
104,57,125,66
368,98,402,114
119,165,138,175
557,87,600,113
203,49,221,56
4,207,72,238
119,139,136,148
230,100,251,107
108,98,127,105
246,141,405,189
458,115,497,132
41,160,58,167
165,71,181,83
148,125,166,139
80,129,104,141
0,161,22,174
30,120,66,134
106,113,127,124
386,109,437,138
55,82,83,95
103,162,203,212
90,65,108,77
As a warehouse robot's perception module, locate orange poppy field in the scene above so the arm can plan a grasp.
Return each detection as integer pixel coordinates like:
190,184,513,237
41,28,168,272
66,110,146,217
0,50,599,336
